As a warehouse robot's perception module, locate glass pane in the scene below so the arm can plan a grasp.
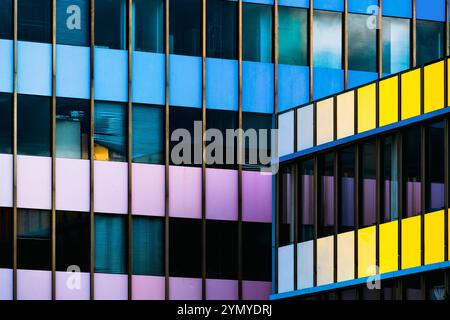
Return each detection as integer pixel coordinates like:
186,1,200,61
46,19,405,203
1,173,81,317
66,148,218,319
242,222,271,281
95,0,127,50
18,95,51,157
206,0,238,60
427,271,446,300
348,13,376,72
17,209,51,270
417,20,444,66
94,213,127,274
280,166,294,246
18,0,51,43
279,6,307,66
318,153,335,237
243,3,272,63
403,127,421,218
361,140,376,228
56,0,90,46
0,0,13,40
427,122,445,212
132,216,164,276
132,104,164,164
242,112,272,171
56,98,90,159
56,211,90,272
382,135,399,223
94,101,127,162
382,17,410,74
299,158,314,242
0,93,12,154
339,147,355,233
404,275,422,300
169,0,201,56
133,0,164,53
0,208,13,269
313,10,342,69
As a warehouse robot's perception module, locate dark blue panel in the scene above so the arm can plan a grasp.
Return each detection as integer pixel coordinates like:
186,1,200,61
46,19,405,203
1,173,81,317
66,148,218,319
348,0,377,14
243,61,274,114
348,70,378,89
94,48,128,102
313,68,344,100
383,0,412,18
416,0,445,21
278,64,309,113
0,40,13,93
56,45,90,99
279,0,309,8
242,0,274,4
314,0,344,12
206,58,238,111
169,54,202,108
132,51,165,106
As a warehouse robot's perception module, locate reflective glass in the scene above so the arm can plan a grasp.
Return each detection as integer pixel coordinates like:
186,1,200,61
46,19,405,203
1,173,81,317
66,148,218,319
0,208,13,269
280,166,294,246
360,140,376,228
427,122,445,212
279,6,307,66
134,0,164,53
57,0,90,46
348,13,376,72
382,135,399,223
298,158,314,241
403,127,421,218
0,93,12,154
417,20,444,66
318,153,335,237
339,147,355,233
313,10,342,69
0,0,13,40
242,222,271,281
170,0,201,56
243,3,272,63
383,17,410,74
95,0,127,50
18,0,51,43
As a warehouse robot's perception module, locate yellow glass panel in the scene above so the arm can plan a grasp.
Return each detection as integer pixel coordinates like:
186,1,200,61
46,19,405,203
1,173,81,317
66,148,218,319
424,61,445,113
401,69,421,120
316,98,334,145
401,215,421,269
317,235,334,286
336,91,355,139
357,84,376,133
425,210,445,265
337,231,354,282
379,220,398,274
379,76,398,126
358,226,376,278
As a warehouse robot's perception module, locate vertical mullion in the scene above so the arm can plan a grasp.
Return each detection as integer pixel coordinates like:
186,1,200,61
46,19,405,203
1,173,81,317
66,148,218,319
343,0,348,90
375,137,381,300
313,155,318,287
12,0,18,301
89,0,95,301
164,0,170,301
309,0,314,101
397,132,403,271
238,0,244,300
445,118,449,262
51,0,57,301
293,163,298,291
201,0,207,301
412,0,417,68
333,150,338,285
127,0,133,301
354,144,360,280
377,0,383,79
420,125,426,267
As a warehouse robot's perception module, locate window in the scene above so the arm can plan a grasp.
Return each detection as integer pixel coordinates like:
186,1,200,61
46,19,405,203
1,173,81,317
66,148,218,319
206,0,238,60
206,220,238,280
132,104,164,164
348,13,376,72
56,211,90,272
242,112,272,171
404,275,423,300
403,127,421,218
242,222,271,281
313,10,342,69
94,101,127,162
0,93,12,154
279,6,307,66
56,0,90,46
17,209,51,270
382,135,399,223
94,213,127,274
56,98,90,159
170,0,201,56
279,166,294,246
382,17,410,74
298,158,314,242
169,217,202,278
426,122,444,212
169,106,202,167
339,147,355,233
243,3,272,63
0,0,12,40
132,216,164,276
427,271,446,300
318,153,335,237
360,140,376,228
95,0,127,50
417,20,444,66
18,95,51,157
0,208,13,269
18,0,51,43
133,0,164,53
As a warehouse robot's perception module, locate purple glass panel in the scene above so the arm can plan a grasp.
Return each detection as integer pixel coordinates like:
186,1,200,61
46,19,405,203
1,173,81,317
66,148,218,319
206,279,238,300
56,158,90,212
169,166,202,219
431,183,445,211
322,176,334,227
132,163,165,217
340,177,354,227
169,277,202,300
301,175,313,224
17,269,52,300
55,271,90,300
282,173,293,225
362,179,376,226
0,154,13,208
0,268,12,300
242,171,272,223
242,280,271,300
205,168,238,221
132,275,165,300
94,273,128,300
94,161,128,215
406,181,421,217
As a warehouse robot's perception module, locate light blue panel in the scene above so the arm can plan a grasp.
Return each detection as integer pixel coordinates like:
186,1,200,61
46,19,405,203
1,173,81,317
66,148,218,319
417,0,445,21
348,70,378,89
314,0,344,12
383,0,412,18
243,61,274,114
278,245,294,294
0,40,13,93
169,54,202,108
56,45,90,99
279,0,309,8
298,241,314,290
278,64,309,113
94,48,128,102
206,58,238,111
18,41,52,96
132,51,165,106
278,111,294,157
313,67,344,100
297,104,314,151
243,0,274,5
348,0,377,14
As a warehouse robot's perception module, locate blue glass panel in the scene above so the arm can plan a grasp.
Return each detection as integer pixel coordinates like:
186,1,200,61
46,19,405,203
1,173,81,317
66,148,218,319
416,0,445,22
132,51,165,106
348,0,377,14
243,2,273,63
278,64,309,113
279,6,308,66
313,67,344,100
348,70,378,89
279,0,308,8
314,0,344,12
382,17,410,74
243,61,274,113
0,40,13,93
169,54,202,108
206,58,238,111
56,45,90,99
133,0,164,53
94,48,128,102
383,0,412,18
348,13,377,72
242,0,274,5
